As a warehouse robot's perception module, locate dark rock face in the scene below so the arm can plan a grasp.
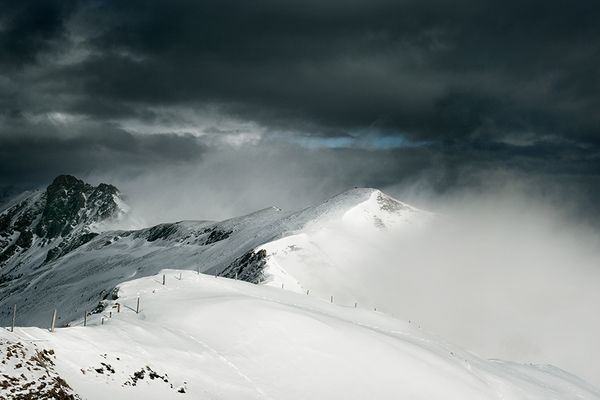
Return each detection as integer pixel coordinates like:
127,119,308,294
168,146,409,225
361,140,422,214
220,249,268,284
144,224,180,242
36,175,119,239
204,227,233,245
0,175,122,269
0,192,46,268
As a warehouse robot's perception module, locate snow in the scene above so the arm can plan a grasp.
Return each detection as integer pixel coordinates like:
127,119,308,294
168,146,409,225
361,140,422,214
3,270,599,399
258,189,434,306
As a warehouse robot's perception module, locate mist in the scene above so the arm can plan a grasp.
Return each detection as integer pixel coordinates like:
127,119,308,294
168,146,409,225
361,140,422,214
83,141,428,226
355,189,600,389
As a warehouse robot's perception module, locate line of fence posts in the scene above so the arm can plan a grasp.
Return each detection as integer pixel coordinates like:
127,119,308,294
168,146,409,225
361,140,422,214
11,304,16,333
25,299,127,333
50,309,57,333
13,271,380,334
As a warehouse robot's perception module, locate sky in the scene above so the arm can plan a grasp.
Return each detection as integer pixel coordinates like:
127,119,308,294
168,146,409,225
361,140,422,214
0,0,599,225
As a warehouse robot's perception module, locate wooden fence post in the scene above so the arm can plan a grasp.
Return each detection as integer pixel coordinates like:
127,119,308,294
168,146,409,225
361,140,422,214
163,275,165,285
355,302,357,308
331,296,333,303
197,267,199,275
117,303,120,313
84,312,87,327
102,318,104,325
180,273,182,280
11,305,16,333
136,298,140,314
282,284,284,289
51,309,57,332
235,272,238,280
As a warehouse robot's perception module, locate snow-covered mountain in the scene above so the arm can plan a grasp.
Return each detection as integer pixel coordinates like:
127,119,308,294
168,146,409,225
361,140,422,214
0,177,430,328
1,175,599,399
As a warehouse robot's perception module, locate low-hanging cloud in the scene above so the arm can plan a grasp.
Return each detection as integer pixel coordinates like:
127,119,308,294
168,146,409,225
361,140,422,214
340,184,600,388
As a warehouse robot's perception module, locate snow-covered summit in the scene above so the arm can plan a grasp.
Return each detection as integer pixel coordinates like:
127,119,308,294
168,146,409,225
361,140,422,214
256,188,434,296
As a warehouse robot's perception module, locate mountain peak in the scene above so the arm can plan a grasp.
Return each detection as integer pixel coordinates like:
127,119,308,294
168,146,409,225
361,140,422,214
49,174,84,188
0,175,126,270
36,175,121,239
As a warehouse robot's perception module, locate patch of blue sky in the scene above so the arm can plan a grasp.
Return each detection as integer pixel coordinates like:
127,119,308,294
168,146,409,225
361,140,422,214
273,133,432,150
358,135,410,149
277,136,355,149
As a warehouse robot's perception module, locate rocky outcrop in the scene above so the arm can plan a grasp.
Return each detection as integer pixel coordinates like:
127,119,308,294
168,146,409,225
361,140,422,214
220,249,268,284
36,175,120,239
0,175,123,269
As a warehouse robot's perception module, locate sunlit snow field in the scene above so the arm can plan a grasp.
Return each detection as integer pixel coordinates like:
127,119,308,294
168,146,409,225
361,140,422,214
3,270,599,399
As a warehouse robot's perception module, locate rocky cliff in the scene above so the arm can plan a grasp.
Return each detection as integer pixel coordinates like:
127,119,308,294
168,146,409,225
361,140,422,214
0,175,123,271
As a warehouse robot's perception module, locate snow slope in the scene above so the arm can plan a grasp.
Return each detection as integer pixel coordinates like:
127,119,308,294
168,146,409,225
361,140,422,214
3,269,599,400
258,189,433,304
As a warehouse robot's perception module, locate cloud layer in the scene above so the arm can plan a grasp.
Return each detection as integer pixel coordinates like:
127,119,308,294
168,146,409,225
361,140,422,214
1,0,599,212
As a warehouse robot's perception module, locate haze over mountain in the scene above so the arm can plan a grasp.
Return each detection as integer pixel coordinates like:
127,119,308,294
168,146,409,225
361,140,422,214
1,175,599,399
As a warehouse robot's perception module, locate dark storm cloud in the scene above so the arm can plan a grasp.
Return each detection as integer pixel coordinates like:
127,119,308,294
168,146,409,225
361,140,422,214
0,121,207,193
6,0,600,136
63,0,599,136
0,0,78,70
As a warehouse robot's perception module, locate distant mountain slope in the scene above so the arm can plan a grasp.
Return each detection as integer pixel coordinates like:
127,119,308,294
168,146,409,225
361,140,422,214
0,176,430,329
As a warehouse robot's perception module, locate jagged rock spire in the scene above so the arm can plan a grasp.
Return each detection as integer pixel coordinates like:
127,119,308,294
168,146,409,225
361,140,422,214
0,175,123,269
36,175,120,239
